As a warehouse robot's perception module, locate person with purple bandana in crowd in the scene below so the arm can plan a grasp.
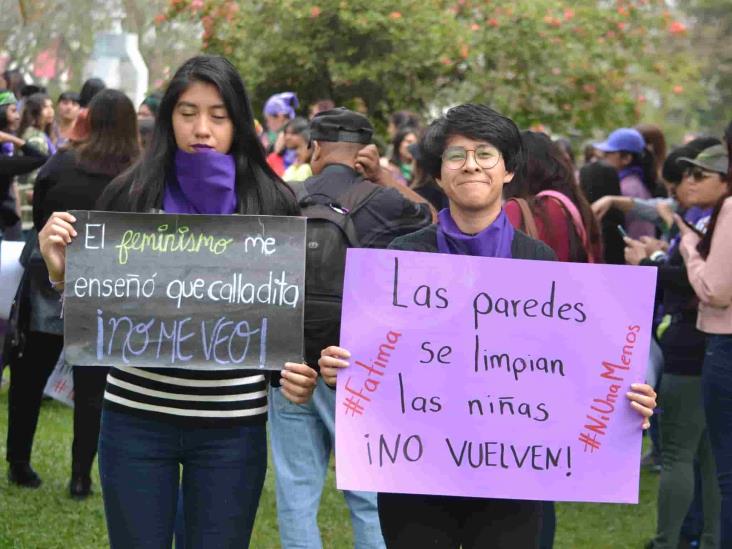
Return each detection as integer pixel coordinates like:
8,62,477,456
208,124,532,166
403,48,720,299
262,91,299,175
594,127,659,240
316,104,658,548
37,55,317,549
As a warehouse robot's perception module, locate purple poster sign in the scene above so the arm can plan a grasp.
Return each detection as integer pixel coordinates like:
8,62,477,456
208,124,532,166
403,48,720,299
335,248,657,504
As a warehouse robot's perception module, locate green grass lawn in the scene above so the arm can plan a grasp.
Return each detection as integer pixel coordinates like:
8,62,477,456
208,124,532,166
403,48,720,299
0,382,658,548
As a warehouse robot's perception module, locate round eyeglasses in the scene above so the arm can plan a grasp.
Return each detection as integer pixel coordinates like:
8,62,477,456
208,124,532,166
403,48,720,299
442,145,501,170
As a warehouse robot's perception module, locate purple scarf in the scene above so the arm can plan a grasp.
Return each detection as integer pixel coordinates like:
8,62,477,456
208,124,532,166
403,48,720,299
436,208,514,258
618,165,644,182
162,148,237,214
667,206,713,257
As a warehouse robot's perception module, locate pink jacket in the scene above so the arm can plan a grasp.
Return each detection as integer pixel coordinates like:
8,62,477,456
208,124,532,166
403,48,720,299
680,197,732,334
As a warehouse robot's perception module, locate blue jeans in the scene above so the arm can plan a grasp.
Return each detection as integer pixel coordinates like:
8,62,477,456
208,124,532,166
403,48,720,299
98,408,266,549
269,378,385,549
702,334,732,547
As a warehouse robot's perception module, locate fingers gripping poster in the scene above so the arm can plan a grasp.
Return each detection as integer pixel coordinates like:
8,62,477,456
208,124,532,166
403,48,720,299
336,249,657,503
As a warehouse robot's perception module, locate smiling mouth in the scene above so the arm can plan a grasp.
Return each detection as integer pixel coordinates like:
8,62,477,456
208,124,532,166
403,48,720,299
458,179,490,185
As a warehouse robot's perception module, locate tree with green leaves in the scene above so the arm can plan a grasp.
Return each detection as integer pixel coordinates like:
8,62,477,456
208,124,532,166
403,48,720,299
167,0,701,141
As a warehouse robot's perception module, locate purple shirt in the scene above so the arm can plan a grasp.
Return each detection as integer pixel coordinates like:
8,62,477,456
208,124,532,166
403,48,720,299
620,173,654,239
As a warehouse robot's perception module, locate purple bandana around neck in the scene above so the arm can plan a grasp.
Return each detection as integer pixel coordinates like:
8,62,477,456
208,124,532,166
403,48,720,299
162,148,238,215
436,208,514,258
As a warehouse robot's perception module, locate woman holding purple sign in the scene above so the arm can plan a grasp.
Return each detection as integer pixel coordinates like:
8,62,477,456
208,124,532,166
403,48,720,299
318,104,657,548
37,55,317,548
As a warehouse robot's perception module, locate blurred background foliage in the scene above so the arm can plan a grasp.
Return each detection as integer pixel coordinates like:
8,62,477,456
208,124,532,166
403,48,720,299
1,0,730,144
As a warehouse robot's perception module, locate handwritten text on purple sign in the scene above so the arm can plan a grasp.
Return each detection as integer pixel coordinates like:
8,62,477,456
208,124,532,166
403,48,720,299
335,249,657,503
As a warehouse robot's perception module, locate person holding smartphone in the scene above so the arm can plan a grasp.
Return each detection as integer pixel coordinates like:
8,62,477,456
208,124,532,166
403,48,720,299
675,136,732,549
625,144,728,549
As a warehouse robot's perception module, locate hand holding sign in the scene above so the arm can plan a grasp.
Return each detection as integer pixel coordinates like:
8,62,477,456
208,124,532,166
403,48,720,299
39,211,78,285
335,248,657,504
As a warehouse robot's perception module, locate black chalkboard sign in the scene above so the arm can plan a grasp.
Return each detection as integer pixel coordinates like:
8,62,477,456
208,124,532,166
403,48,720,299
64,211,306,370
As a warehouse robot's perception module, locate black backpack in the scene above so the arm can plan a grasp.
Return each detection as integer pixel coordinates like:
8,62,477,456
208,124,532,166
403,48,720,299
296,180,381,368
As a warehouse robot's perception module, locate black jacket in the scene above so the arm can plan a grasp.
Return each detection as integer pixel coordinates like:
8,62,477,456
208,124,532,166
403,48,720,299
0,142,48,227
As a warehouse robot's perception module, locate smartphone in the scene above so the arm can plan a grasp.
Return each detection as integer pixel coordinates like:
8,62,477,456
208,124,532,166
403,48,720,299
616,224,628,239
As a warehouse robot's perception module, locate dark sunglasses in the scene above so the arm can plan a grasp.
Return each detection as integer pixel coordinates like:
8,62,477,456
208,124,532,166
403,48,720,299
685,167,718,182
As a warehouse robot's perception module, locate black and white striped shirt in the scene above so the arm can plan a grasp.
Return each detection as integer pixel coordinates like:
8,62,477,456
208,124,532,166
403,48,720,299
104,366,270,426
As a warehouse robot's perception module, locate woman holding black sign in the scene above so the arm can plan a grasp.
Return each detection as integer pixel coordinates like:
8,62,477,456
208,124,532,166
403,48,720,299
317,104,657,548
38,56,317,548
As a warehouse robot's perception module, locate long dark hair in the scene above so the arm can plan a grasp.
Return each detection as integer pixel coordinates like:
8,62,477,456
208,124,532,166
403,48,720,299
79,77,106,108
697,120,732,259
390,127,417,167
120,55,298,215
74,89,140,176
18,92,52,138
0,104,14,131
628,148,658,195
506,131,602,262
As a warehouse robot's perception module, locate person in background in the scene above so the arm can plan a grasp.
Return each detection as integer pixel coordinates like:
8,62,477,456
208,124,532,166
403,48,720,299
592,137,722,240
625,144,727,549
409,141,448,211
387,127,418,185
504,130,602,548
261,91,298,153
66,77,106,144
593,127,657,239
18,92,55,155
505,131,602,263
0,91,48,239
676,124,732,548
3,69,26,100
138,91,162,120
386,110,420,141
16,92,55,209
579,159,624,264
54,91,80,147
636,123,668,184
270,108,433,549
281,116,312,183
6,89,141,498
308,98,335,119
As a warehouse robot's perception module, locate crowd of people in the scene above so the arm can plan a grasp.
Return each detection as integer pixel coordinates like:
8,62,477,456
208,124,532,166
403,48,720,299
0,54,729,549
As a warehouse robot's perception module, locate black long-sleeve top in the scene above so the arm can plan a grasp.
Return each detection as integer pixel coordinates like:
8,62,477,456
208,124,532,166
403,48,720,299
0,142,48,197
641,244,704,376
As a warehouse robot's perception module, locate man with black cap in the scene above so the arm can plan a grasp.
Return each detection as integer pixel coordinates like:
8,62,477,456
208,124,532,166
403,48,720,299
269,108,433,549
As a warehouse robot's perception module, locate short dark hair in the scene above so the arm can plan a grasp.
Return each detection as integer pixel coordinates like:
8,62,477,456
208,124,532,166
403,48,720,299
420,104,523,179
58,91,80,104
79,78,106,108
